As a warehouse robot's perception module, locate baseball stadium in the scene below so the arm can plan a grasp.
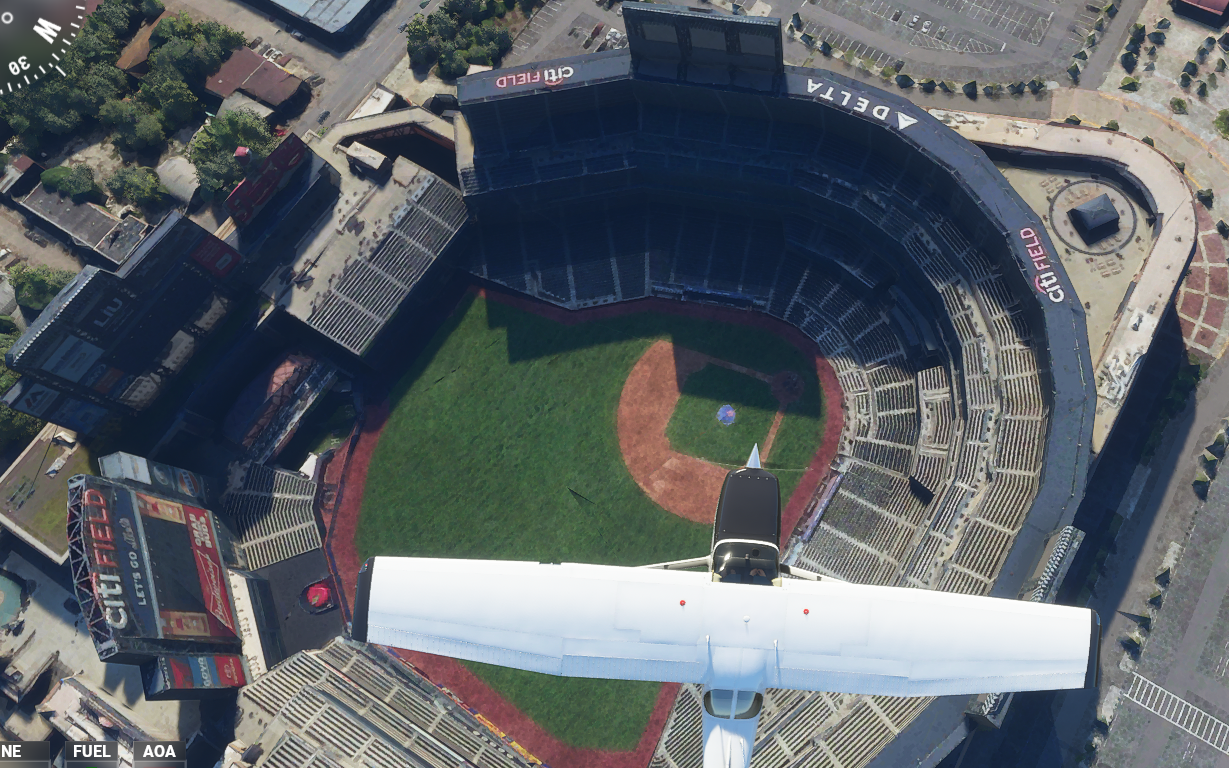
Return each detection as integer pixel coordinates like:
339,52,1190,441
322,3,1100,767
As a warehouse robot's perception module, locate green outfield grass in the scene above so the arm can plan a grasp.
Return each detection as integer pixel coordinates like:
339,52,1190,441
357,294,825,750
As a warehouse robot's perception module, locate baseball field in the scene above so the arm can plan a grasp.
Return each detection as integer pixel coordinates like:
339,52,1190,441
356,291,828,751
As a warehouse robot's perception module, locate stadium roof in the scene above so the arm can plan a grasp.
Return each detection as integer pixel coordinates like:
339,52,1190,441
262,149,467,356
266,0,376,35
1177,0,1229,14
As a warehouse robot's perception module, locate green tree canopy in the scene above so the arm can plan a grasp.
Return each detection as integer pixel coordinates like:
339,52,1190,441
8,263,76,311
428,10,458,40
40,165,99,201
107,166,169,210
140,0,165,19
438,50,471,79
188,108,278,195
99,99,166,151
0,332,44,452
138,69,198,125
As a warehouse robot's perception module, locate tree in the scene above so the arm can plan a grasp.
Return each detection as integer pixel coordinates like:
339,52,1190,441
189,108,278,194
428,10,458,40
491,26,513,55
8,263,76,310
151,12,199,46
1171,97,1188,114
407,16,439,64
100,98,165,151
91,0,135,38
40,164,98,201
1104,119,1120,131
0,154,8,175
0,331,44,452
444,0,483,23
141,0,164,19
139,69,197,126
150,36,222,81
1216,109,1229,139
198,20,246,51
463,44,493,66
438,50,470,79
107,166,168,209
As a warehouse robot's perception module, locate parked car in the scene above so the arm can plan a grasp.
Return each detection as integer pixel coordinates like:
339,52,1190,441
317,110,331,124
398,21,408,31
936,25,947,40
920,20,931,33
907,14,919,27
22,230,47,248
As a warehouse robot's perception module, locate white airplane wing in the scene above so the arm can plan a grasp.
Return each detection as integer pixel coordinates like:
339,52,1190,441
353,556,1099,695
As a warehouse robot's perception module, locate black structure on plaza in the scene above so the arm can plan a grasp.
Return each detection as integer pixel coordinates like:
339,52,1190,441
449,3,1099,763
1069,193,1121,244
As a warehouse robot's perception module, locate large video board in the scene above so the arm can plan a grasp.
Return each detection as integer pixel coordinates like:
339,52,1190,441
67,475,242,662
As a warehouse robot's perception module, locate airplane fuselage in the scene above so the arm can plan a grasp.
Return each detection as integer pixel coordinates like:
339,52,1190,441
700,460,782,768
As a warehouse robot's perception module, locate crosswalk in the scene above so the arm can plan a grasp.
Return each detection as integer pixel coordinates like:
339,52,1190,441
1124,673,1229,753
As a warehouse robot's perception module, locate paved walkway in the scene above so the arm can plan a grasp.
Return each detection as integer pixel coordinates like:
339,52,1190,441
1177,200,1229,359
1051,89,1229,359
1086,351,1229,768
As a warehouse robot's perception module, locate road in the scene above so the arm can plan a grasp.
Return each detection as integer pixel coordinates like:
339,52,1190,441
289,0,444,135
172,0,436,136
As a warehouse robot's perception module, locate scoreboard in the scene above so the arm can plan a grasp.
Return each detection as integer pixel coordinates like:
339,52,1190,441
0,742,186,768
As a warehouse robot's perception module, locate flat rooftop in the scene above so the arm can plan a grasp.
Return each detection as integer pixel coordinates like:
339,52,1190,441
0,547,199,739
264,134,466,355
0,427,94,563
996,165,1152,367
20,184,146,265
270,0,377,34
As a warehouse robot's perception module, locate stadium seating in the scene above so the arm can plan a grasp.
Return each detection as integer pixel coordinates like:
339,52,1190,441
240,638,528,768
222,462,322,571
460,99,1052,768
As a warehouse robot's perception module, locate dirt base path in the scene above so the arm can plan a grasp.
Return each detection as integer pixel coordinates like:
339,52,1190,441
322,285,846,768
617,343,811,523
618,342,732,523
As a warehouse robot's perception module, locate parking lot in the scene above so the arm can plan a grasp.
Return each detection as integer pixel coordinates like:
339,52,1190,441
797,0,1097,85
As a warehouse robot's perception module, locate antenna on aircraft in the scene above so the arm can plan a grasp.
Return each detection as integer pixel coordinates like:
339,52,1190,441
746,444,761,469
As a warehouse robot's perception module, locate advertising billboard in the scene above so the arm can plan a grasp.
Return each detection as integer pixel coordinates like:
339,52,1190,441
3,379,62,418
70,476,241,658
48,397,110,434
40,335,105,383
99,453,211,504
142,653,248,700
76,480,162,639
134,493,239,641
